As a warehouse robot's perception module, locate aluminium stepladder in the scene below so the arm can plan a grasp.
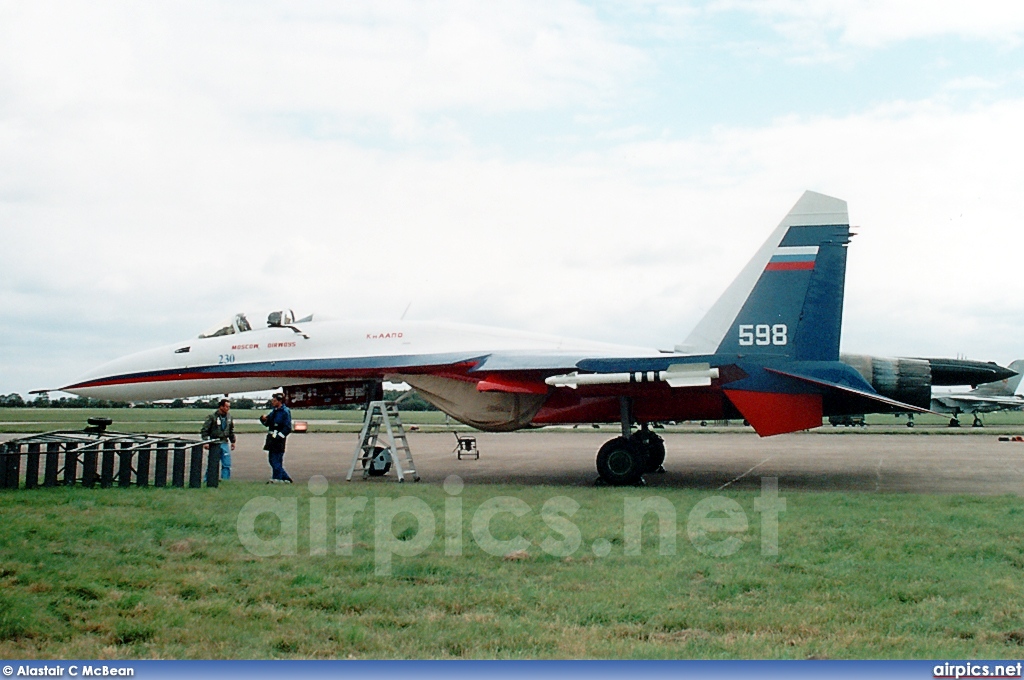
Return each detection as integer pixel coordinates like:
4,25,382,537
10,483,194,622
346,400,419,482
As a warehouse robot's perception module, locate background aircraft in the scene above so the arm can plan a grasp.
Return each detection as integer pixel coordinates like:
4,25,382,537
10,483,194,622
838,354,1015,410
61,191,937,485
930,360,1024,427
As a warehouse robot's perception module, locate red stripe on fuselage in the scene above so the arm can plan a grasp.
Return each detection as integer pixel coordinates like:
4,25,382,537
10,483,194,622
66,372,236,390
65,361,485,391
765,261,815,271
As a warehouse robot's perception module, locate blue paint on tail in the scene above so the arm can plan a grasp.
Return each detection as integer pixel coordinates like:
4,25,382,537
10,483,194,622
715,223,851,361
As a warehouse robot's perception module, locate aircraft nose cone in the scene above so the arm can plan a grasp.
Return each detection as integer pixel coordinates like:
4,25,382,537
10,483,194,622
60,344,179,400
60,357,135,397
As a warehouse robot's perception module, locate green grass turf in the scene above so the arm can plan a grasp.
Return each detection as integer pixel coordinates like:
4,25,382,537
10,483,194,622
1,483,1024,658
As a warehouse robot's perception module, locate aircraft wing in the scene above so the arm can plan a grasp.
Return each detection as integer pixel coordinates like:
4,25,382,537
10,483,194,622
470,350,667,373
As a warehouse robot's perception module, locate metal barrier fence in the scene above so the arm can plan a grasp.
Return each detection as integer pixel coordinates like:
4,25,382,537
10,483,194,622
0,430,220,490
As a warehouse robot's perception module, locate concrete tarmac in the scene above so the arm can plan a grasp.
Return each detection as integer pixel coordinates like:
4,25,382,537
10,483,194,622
224,431,1024,494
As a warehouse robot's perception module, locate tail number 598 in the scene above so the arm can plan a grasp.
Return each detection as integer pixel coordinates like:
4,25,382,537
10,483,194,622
738,324,787,346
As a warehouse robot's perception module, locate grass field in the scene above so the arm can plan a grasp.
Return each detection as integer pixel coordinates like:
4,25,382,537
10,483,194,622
2,407,1023,435
2,482,1024,658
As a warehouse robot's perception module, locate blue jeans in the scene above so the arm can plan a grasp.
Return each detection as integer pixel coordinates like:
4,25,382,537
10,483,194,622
267,439,291,481
207,442,231,483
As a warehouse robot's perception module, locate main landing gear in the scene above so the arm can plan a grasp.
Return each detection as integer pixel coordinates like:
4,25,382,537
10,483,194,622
948,411,984,428
595,398,666,486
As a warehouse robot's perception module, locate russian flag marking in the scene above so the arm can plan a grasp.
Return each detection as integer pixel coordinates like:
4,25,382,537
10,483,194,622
765,245,817,271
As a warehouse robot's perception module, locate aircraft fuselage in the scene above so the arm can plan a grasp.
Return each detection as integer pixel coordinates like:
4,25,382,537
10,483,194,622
64,318,664,424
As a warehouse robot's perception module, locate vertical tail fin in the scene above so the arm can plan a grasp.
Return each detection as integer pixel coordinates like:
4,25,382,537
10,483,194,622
679,191,851,361
1009,361,1024,394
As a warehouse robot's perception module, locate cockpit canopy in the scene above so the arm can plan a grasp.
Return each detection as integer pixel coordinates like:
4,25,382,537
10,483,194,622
198,310,310,338
198,313,252,339
267,310,295,327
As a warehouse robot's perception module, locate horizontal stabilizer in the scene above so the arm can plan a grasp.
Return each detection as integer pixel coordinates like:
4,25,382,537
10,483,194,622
765,367,939,415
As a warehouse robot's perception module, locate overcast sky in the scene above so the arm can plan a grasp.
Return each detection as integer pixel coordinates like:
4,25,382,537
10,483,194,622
3,1,1024,396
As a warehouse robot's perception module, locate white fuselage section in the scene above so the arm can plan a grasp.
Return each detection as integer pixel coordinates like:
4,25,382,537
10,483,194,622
64,318,661,402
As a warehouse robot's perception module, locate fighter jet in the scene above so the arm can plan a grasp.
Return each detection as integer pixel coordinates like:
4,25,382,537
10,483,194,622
61,191,935,485
930,360,1024,427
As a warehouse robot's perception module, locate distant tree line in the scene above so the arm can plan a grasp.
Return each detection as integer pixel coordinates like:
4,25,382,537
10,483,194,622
0,394,126,408
158,398,260,410
0,394,259,409
383,390,437,411
298,390,437,411
0,390,438,411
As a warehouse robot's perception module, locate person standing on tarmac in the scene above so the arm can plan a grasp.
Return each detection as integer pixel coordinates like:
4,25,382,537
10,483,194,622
201,398,236,483
261,392,293,483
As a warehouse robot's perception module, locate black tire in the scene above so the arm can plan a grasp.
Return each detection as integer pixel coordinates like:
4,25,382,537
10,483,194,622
596,437,647,486
630,431,666,472
949,418,960,428
362,445,392,476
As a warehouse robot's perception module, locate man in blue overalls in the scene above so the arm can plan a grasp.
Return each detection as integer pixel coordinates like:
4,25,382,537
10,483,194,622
201,398,236,484
260,392,293,483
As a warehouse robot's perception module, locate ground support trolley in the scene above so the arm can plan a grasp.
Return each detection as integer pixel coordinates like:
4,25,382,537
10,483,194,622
0,420,219,490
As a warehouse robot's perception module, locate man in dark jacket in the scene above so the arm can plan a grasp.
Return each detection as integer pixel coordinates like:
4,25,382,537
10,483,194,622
260,392,293,483
201,398,236,483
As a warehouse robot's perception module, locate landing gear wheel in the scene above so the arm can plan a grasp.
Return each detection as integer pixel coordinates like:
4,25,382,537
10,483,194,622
973,416,983,428
362,445,392,476
949,418,961,428
630,431,666,473
596,437,648,486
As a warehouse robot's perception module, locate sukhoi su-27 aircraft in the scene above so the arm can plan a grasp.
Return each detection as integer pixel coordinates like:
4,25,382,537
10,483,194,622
62,191,934,485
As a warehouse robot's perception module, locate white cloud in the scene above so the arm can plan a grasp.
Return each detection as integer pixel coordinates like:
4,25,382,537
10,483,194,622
0,1,642,127
711,0,1024,58
8,91,1024,390
3,1,1024,395
600,95,1024,360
